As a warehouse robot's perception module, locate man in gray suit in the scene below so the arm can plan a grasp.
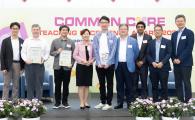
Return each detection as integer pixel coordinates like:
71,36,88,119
50,25,75,109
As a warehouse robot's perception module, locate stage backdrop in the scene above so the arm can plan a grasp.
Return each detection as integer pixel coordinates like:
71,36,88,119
0,8,195,93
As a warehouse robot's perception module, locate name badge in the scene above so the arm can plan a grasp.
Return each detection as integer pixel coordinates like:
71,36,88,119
161,45,166,49
181,36,186,40
109,40,113,43
67,44,71,48
143,40,148,44
21,44,23,47
128,45,132,48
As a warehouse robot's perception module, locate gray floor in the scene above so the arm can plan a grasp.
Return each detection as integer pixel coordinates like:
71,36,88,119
42,95,131,120
40,95,193,120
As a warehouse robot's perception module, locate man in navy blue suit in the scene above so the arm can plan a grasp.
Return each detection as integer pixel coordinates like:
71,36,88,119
171,14,194,102
147,24,172,102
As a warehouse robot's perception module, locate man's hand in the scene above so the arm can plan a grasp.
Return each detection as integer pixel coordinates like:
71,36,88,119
104,64,110,69
98,64,104,68
173,59,181,64
157,62,163,69
2,70,7,74
25,60,32,65
137,61,143,68
152,62,158,68
57,48,63,54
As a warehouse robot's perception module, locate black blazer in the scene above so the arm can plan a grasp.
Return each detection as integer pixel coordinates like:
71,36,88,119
131,33,152,64
147,37,172,71
1,36,25,71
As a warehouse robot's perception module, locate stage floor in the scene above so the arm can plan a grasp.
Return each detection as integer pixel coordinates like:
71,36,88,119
40,95,193,120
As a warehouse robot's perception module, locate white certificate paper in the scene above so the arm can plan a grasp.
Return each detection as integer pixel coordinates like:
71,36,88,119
28,47,42,64
59,50,72,67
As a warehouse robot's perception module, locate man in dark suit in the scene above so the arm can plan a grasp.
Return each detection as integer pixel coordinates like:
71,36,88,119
131,21,152,99
147,24,172,102
171,14,194,102
1,22,25,100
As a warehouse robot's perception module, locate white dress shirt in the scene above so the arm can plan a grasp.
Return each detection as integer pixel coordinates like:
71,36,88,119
99,33,109,64
21,37,50,62
137,33,144,50
119,37,127,62
11,37,20,61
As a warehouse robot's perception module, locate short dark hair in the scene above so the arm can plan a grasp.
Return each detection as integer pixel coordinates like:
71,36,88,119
175,14,186,21
59,25,70,32
10,22,20,29
136,21,146,29
119,24,129,30
99,16,110,23
80,29,90,35
154,24,163,31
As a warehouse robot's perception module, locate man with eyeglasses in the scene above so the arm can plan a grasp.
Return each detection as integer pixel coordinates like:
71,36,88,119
147,24,172,102
93,16,117,110
1,22,25,100
131,21,152,99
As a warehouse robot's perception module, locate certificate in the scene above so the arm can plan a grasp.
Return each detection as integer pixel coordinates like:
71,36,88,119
28,47,42,64
59,50,72,67
100,53,109,65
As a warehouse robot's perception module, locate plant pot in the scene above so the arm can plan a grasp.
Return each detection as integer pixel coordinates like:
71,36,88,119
136,117,153,120
0,118,8,120
192,116,195,120
22,117,40,120
161,116,180,120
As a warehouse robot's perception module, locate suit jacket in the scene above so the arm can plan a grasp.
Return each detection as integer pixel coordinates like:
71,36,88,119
147,37,172,71
115,36,139,72
131,33,152,65
50,38,75,70
93,31,117,66
1,36,25,71
171,28,194,67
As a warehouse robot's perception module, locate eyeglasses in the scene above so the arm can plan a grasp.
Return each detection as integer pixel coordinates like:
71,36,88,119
136,26,144,28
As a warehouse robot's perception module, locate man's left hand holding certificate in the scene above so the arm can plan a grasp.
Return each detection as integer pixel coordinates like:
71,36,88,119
27,47,42,64
59,50,72,67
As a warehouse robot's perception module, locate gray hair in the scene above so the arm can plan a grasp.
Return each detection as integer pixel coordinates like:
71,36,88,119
119,23,129,30
31,24,41,29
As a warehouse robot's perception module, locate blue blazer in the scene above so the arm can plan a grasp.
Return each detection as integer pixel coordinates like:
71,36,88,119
171,28,194,67
147,37,172,71
93,31,117,66
115,36,139,72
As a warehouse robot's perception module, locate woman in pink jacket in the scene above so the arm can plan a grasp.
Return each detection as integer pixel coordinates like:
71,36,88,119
73,29,94,109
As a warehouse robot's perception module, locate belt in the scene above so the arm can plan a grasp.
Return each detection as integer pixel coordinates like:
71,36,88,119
13,60,20,63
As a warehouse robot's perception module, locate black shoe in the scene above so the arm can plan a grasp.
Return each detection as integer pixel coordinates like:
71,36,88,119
61,103,71,109
53,103,61,109
85,105,90,108
80,107,85,110
114,104,123,109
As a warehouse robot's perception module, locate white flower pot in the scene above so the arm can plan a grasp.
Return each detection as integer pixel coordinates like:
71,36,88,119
136,117,153,120
22,117,40,120
161,116,180,120
0,118,8,120
192,116,195,120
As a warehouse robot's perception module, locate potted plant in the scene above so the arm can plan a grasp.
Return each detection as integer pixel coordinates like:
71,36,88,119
181,98,195,119
14,99,46,120
0,100,13,120
157,98,182,120
129,98,159,120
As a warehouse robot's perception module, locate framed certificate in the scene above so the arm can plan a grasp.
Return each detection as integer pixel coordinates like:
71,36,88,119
28,47,42,64
100,53,109,65
59,50,72,67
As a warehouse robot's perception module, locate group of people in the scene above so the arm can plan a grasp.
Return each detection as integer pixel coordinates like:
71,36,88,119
0,14,194,111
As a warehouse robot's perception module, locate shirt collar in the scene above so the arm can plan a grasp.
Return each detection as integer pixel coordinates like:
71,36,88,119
178,27,185,33
11,36,19,40
156,37,162,42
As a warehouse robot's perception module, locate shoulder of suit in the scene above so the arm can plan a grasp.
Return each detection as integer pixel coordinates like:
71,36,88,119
128,36,137,42
185,28,194,34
